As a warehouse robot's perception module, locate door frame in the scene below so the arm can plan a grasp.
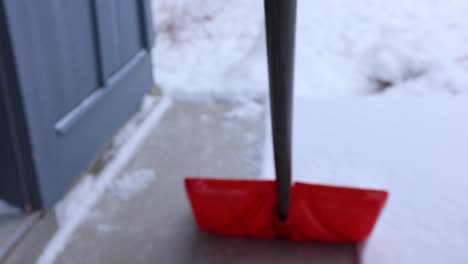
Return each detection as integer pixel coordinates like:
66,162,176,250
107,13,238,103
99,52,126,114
0,1,41,211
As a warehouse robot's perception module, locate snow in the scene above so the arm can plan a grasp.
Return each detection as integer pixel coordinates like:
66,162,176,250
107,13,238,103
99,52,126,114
224,100,264,120
151,0,266,101
0,200,19,215
108,169,157,201
55,175,96,227
153,0,468,98
37,97,172,264
262,96,468,263
295,0,468,96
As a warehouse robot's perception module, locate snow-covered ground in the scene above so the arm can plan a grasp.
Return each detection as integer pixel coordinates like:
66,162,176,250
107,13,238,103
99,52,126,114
152,0,468,98
295,0,468,96
151,0,266,101
263,97,468,263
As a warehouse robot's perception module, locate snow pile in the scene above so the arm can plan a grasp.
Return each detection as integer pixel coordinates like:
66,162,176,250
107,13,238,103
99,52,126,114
0,200,19,215
295,0,468,95
153,0,468,97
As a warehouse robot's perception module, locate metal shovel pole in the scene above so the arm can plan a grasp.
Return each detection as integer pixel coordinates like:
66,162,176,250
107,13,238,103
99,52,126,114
264,0,297,221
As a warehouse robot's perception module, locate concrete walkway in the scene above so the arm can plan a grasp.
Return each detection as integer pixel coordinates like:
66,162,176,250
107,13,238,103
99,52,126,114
42,100,354,263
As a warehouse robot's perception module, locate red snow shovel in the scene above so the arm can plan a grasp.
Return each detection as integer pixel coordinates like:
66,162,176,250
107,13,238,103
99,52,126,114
185,0,388,242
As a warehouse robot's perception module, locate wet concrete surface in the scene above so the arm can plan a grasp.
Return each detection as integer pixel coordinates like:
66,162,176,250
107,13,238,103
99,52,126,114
51,100,355,264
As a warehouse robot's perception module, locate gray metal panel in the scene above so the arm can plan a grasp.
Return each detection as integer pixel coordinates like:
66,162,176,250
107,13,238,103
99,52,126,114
96,0,142,79
53,0,101,108
5,1,100,121
45,51,153,207
117,0,142,60
4,0,154,208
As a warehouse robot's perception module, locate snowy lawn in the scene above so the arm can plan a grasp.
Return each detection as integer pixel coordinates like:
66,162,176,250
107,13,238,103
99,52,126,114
295,0,468,95
152,0,468,98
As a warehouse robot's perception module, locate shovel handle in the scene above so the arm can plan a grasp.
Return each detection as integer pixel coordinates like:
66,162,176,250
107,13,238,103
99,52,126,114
264,0,297,220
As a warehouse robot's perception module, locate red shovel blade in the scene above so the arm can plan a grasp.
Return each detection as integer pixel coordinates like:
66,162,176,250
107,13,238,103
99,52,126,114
185,178,388,242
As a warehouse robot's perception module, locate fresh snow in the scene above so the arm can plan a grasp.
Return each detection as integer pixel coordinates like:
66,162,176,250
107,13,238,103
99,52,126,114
153,0,468,98
262,96,468,263
151,0,266,101
295,0,468,96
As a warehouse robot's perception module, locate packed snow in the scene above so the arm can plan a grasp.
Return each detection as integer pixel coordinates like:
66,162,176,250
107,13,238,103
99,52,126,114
54,175,96,228
108,169,157,201
224,100,264,120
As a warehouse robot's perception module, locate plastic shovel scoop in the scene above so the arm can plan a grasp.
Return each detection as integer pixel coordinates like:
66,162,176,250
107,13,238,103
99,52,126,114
185,0,388,242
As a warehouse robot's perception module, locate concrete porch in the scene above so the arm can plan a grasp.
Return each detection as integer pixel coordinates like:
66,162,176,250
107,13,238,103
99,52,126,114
5,99,355,264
